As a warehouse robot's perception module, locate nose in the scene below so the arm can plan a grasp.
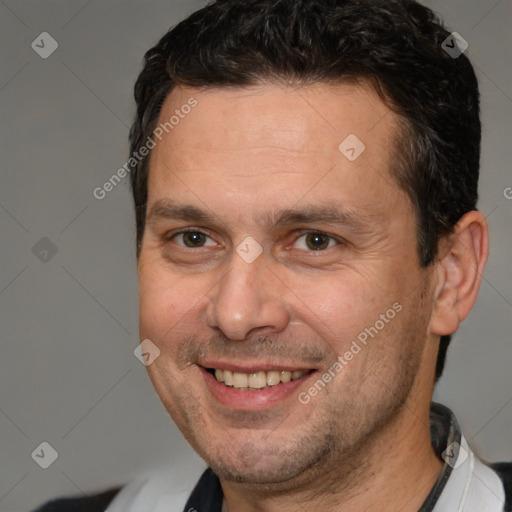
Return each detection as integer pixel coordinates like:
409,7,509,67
206,251,290,341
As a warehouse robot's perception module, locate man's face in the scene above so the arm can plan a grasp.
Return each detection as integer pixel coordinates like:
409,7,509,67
138,82,438,486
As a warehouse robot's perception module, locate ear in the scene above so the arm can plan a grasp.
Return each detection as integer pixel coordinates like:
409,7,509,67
429,211,489,336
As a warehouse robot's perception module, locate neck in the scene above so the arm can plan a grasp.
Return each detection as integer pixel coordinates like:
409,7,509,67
221,401,443,512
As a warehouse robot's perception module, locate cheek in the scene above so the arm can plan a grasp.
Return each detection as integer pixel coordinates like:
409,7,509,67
286,267,396,346
138,261,207,340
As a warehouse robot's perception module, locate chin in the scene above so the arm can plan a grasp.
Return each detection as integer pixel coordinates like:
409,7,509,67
198,434,335,489
209,460,301,486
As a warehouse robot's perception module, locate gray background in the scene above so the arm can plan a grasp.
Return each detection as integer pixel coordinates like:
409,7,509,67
0,1,510,510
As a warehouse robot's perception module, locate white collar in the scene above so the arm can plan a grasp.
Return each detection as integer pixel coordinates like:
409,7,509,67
431,432,505,512
105,450,207,512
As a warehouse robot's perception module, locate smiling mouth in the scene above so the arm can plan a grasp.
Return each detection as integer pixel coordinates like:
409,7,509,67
206,368,316,390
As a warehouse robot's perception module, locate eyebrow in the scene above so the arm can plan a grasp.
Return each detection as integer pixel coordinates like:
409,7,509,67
146,199,374,232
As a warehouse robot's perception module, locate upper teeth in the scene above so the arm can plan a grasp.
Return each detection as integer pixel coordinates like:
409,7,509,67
214,369,308,389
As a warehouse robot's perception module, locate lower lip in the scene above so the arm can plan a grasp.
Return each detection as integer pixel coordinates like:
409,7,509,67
200,367,317,411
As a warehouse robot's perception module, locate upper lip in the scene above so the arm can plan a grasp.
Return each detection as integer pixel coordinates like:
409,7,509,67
199,361,317,373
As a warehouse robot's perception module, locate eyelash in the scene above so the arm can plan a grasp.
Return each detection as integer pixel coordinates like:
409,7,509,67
164,228,342,252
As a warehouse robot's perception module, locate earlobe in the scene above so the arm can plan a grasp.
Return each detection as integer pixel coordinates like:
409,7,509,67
429,211,489,336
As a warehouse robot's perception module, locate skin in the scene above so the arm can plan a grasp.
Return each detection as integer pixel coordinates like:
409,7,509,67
137,82,488,511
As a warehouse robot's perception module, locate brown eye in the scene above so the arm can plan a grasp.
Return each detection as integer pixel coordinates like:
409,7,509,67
306,233,330,250
295,232,337,251
172,231,216,248
183,232,206,247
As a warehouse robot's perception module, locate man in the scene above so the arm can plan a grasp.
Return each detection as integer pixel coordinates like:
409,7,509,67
34,0,511,510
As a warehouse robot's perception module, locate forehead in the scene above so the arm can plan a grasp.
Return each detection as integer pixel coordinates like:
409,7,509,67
146,81,408,226
154,81,395,156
